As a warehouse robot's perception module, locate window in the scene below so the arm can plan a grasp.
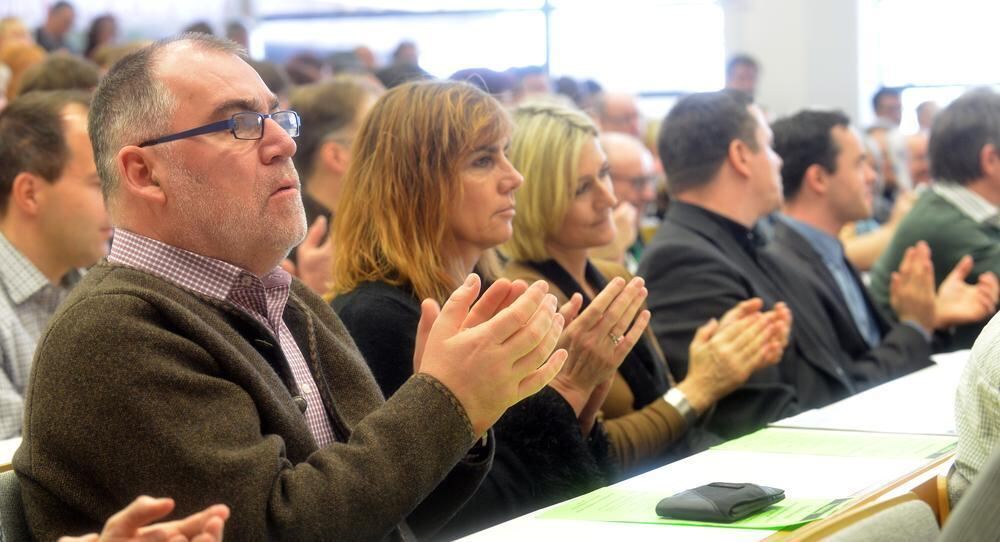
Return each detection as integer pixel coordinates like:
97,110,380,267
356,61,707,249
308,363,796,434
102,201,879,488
875,0,1000,132
253,11,546,75
254,0,724,95
548,0,723,94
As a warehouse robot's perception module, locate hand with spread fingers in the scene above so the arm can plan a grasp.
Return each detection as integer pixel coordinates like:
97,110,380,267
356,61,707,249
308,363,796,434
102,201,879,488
547,276,651,433
412,278,530,374
890,241,937,334
413,275,569,437
678,298,787,413
933,255,1000,328
58,496,229,542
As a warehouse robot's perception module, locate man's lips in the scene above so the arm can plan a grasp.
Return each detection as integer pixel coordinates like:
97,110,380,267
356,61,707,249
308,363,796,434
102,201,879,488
271,180,300,196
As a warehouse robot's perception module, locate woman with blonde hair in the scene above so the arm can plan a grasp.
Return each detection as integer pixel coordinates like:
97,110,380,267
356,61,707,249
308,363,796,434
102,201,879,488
502,102,792,473
331,80,647,537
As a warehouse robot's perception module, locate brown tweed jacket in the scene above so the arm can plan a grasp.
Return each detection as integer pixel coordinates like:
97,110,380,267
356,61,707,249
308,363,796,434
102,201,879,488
14,262,490,541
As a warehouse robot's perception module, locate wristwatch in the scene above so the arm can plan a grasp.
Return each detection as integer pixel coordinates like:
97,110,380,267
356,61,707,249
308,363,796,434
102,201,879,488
663,387,699,428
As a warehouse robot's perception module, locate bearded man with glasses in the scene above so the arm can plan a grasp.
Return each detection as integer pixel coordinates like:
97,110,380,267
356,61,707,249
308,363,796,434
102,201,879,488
15,34,570,541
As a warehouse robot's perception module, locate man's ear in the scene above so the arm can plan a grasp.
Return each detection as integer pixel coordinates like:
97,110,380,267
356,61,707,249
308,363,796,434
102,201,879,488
118,145,167,205
319,140,351,177
802,163,828,196
728,138,753,178
980,143,1000,180
9,171,47,218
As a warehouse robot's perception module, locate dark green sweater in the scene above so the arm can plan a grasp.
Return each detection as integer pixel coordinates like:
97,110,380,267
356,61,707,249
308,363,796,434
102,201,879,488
870,189,1000,349
14,262,490,541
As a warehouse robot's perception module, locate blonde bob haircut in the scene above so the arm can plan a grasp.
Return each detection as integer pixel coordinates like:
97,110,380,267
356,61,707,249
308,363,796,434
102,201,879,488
330,79,512,304
503,102,599,262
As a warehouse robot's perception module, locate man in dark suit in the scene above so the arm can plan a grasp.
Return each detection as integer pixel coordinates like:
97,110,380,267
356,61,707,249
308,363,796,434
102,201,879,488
641,91,939,440
769,110,998,380
639,90,837,438
767,110,937,392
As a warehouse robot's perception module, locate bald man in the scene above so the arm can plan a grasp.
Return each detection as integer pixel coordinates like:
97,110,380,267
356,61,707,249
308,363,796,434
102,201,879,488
591,133,659,271
595,92,642,137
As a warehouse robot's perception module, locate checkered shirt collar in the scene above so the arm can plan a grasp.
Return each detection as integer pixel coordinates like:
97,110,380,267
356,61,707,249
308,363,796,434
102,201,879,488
107,228,292,310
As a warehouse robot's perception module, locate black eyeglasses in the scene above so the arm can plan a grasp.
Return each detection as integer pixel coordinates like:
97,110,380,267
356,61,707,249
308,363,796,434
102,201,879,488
137,110,301,148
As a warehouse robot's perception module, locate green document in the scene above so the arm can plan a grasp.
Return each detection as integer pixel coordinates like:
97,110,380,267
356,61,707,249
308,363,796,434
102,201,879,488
712,428,956,459
539,487,850,529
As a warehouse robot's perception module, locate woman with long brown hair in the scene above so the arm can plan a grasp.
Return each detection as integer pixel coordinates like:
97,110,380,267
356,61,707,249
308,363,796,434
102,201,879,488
330,80,646,538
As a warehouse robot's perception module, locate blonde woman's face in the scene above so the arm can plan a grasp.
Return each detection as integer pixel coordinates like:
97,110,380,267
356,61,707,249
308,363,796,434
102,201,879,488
549,137,617,251
450,135,524,253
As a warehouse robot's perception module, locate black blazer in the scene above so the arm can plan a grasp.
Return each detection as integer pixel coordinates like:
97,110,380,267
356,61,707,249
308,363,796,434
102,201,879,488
766,220,932,389
637,202,856,439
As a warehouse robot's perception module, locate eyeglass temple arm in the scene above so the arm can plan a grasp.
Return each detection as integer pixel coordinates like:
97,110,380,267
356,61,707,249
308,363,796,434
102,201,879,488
137,118,234,148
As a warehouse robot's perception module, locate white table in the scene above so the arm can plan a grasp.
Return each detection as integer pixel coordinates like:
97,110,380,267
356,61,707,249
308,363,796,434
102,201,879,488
459,351,969,541
773,350,967,435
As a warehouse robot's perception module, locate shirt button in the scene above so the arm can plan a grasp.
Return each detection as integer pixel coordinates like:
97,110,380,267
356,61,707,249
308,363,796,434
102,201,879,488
240,276,254,287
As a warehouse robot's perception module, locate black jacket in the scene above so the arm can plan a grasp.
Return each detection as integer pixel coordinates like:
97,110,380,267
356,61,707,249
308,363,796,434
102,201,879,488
766,220,932,389
638,202,860,439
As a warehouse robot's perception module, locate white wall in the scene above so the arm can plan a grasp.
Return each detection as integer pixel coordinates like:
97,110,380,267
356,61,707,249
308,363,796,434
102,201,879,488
723,0,876,125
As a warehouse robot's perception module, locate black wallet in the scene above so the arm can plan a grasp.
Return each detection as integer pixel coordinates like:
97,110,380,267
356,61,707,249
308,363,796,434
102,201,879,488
655,482,785,523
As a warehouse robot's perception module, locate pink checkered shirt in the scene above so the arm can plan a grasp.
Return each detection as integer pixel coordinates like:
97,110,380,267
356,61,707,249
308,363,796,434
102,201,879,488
108,228,336,447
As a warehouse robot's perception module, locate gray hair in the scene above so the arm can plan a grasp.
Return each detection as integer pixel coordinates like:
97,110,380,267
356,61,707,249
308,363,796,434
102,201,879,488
89,32,245,210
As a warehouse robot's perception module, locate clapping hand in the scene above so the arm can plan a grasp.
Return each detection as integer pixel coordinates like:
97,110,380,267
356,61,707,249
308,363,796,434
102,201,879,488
413,275,568,437
547,277,650,434
551,277,649,422
678,298,788,412
58,497,229,542
890,241,937,334
934,255,999,328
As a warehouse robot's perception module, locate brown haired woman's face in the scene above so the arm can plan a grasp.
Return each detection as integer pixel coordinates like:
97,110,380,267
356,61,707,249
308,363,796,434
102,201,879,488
449,135,524,254
550,137,618,251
